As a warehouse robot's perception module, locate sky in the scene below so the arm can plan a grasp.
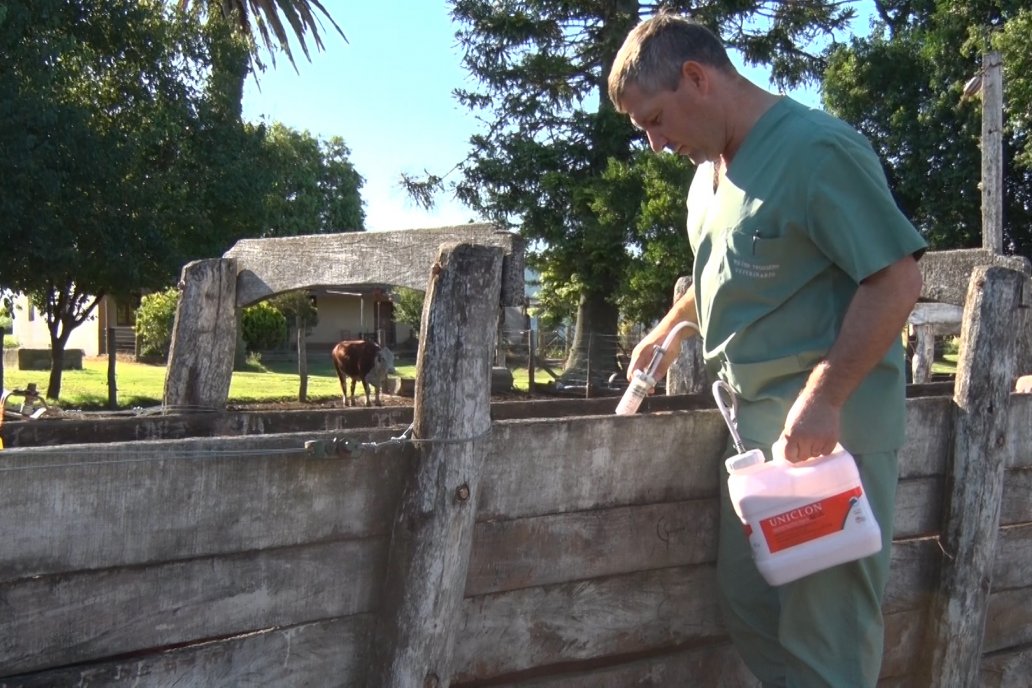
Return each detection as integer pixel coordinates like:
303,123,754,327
241,3,832,233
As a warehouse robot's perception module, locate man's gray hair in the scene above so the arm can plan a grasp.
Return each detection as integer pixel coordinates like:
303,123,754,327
608,13,734,112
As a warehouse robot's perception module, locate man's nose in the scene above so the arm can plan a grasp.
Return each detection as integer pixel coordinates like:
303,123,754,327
646,130,666,153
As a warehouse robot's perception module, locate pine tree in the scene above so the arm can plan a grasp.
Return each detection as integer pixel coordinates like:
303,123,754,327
410,0,857,387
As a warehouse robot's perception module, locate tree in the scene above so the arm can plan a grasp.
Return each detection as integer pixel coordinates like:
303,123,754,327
260,123,366,236
177,0,346,115
822,1,1032,257
408,0,857,387
391,287,426,337
0,0,268,399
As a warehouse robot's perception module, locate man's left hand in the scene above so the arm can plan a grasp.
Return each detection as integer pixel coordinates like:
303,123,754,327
776,390,841,462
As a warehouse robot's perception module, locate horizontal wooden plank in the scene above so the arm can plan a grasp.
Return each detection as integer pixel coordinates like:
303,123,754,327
0,615,373,688
880,608,926,681
883,538,941,615
481,412,729,521
460,641,757,688
467,610,930,688
454,565,725,683
1007,394,1032,469
483,398,952,525
0,406,414,448
456,554,938,686
466,500,719,597
0,539,385,675
899,396,951,478
466,489,941,599
893,477,944,539
981,644,1032,688
984,587,1032,655
1001,468,1032,524
0,433,406,581
993,523,1032,589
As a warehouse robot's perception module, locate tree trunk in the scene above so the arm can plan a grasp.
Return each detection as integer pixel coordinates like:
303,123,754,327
45,327,72,400
560,291,621,389
206,3,248,121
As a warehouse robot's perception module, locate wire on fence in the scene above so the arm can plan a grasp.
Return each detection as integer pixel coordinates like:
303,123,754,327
0,422,493,473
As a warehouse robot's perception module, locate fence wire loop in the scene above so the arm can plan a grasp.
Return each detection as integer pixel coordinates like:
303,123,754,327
350,422,494,450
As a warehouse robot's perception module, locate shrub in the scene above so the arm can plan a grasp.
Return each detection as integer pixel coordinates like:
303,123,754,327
1,308,14,348
392,286,425,336
241,301,287,352
135,288,180,357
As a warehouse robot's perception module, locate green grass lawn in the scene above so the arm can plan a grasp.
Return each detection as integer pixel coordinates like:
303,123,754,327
2,356,420,410
1,355,534,411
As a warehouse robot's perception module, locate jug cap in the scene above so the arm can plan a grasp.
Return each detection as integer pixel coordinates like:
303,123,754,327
725,448,766,473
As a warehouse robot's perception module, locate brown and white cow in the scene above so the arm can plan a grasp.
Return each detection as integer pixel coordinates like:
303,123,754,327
331,340,396,407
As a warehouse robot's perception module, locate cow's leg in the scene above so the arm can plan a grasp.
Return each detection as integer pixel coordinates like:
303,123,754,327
373,383,382,407
361,380,372,407
347,378,357,407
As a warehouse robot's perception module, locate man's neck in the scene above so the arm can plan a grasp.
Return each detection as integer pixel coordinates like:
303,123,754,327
721,78,782,164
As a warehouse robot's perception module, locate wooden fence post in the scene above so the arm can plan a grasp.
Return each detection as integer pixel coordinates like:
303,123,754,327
528,328,536,393
981,51,1003,255
371,243,503,688
164,258,238,412
107,327,117,410
919,266,1025,685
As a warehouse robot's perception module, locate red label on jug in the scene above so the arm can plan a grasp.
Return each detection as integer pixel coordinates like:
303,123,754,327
759,487,863,553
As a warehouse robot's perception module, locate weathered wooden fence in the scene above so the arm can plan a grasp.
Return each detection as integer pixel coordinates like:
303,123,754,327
1,256,1031,686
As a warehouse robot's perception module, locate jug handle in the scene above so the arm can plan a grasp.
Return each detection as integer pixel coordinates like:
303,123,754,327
771,439,846,466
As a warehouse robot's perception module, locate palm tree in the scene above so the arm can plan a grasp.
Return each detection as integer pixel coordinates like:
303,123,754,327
178,0,346,115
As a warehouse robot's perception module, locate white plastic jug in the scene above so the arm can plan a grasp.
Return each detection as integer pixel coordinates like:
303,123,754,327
725,444,882,586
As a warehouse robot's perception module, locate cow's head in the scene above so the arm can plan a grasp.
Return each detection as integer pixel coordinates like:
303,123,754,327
365,346,396,386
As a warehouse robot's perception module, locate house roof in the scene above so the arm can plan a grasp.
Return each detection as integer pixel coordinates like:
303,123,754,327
223,223,525,308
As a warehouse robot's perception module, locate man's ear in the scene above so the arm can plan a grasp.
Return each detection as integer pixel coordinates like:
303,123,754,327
680,60,708,93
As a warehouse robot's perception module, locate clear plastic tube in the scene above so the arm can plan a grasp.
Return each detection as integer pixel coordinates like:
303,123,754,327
614,321,700,415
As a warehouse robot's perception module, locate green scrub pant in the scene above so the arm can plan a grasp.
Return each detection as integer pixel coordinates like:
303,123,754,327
716,447,898,688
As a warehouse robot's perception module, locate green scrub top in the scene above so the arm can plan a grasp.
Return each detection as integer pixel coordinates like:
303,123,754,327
688,97,928,453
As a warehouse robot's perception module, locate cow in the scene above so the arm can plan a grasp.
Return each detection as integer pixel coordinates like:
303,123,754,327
331,340,396,407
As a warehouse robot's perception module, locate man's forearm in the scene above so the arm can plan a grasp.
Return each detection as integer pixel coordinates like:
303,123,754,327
803,256,923,407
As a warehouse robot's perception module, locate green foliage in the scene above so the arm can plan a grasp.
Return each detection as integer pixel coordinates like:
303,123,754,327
411,1,850,380
241,301,288,352
135,288,180,357
822,1,1032,256
178,0,346,74
995,10,1032,170
391,287,426,336
0,0,274,397
268,290,319,331
259,124,366,235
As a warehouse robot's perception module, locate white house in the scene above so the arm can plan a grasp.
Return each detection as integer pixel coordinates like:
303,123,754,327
9,288,410,361
9,293,132,357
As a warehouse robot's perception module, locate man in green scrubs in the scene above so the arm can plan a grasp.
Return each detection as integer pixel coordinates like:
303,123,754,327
608,13,926,687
